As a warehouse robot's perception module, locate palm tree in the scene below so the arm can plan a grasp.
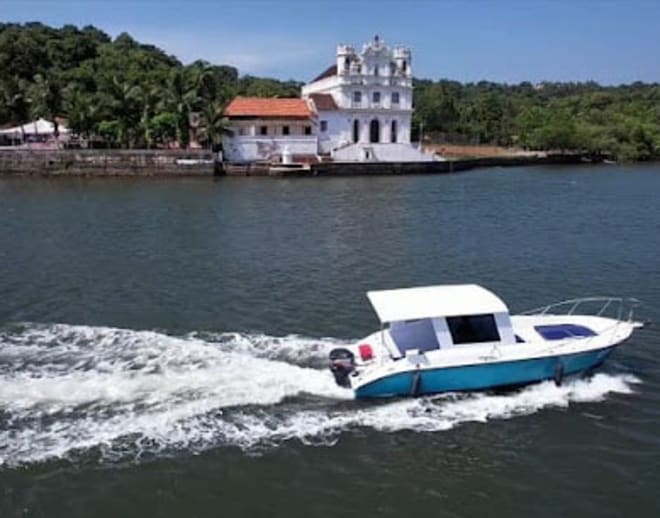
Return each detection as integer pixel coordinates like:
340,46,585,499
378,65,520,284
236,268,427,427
2,78,30,143
200,100,227,151
107,76,141,148
135,83,164,148
28,73,62,138
62,84,101,144
163,68,202,149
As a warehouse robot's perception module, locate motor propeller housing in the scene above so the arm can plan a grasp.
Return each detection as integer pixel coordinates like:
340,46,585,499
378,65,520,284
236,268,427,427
329,348,356,387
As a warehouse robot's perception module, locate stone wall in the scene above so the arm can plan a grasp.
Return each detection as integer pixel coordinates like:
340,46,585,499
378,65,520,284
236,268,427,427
221,136,318,163
305,153,593,176
0,149,218,176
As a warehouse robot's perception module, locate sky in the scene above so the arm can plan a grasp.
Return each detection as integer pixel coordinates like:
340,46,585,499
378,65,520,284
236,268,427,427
2,0,660,85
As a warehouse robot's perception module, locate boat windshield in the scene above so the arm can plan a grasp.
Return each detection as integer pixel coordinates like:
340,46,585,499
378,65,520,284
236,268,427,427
446,314,501,344
389,318,440,354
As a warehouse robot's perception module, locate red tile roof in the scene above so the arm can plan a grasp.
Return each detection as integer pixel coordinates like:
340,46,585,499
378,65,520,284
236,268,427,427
309,93,338,111
224,97,312,118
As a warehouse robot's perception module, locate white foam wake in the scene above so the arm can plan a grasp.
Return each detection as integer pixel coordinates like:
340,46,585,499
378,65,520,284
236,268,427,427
0,323,350,410
205,372,641,449
0,323,640,467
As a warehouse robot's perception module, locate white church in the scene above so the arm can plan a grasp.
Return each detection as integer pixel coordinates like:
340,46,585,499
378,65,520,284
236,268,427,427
222,36,435,163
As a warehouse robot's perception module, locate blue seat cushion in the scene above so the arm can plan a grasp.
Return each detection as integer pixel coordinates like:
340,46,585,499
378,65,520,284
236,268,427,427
535,324,596,340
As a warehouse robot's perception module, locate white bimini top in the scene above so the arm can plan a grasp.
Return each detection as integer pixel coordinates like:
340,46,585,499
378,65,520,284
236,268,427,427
366,284,509,323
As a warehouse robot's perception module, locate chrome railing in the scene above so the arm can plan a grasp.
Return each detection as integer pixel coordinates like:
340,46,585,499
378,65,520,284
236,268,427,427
516,297,643,355
519,297,639,324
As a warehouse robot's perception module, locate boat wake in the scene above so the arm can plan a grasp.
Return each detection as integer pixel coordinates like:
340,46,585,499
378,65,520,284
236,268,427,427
0,323,640,467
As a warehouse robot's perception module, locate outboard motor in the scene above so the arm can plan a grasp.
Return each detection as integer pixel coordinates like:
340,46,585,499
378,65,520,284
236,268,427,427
329,348,356,387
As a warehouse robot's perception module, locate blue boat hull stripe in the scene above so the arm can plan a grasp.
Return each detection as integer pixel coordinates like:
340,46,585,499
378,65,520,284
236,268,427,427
355,346,615,398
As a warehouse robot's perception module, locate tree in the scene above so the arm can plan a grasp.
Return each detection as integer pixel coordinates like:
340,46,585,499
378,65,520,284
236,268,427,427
199,100,227,151
62,84,100,141
28,73,62,136
106,76,141,147
1,77,31,141
149,112,178,147
97,120,120,146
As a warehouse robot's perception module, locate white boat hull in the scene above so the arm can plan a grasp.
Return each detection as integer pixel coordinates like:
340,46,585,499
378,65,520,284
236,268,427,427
330,287,642,399
333,315,639,399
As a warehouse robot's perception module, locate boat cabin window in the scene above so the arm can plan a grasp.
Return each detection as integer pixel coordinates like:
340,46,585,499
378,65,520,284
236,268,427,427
447,314,501,344
389,318,440,354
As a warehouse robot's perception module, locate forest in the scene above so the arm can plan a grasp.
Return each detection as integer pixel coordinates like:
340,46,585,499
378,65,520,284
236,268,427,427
1,22,658,160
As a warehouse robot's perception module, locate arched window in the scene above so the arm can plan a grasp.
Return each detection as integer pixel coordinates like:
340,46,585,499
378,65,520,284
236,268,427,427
352,119,360,143
369,119,380,143
391,120,398,143
402,60,407,72
374,65,379,76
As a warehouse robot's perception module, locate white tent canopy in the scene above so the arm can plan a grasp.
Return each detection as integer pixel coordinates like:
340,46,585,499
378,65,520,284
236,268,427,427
0,118,70,137
367,284,509,323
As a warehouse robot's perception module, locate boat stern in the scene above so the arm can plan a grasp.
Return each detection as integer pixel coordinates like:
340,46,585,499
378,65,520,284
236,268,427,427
329,347,357,388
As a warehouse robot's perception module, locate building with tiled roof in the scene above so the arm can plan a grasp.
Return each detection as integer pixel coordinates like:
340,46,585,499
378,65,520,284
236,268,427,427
222,97,317,163
224,97,313,118
222,36,435,163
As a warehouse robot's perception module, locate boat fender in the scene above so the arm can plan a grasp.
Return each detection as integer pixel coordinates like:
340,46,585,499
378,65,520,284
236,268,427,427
358,343,374,361
410,370,422,397
554,361,564,387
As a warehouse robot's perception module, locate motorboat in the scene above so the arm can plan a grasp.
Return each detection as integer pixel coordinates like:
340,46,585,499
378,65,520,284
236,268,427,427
329,284,643,398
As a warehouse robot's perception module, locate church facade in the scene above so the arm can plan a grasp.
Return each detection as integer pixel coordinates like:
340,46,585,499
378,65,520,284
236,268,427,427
223,37,434,163
302,35,413,154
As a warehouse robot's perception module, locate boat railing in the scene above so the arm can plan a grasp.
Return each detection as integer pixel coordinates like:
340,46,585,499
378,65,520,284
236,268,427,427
518,297,641,355
519,296,639,324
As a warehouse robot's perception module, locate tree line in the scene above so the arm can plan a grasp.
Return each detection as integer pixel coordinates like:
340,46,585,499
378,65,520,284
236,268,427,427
0,22,300,149
1,22,658,160
413,79,660,161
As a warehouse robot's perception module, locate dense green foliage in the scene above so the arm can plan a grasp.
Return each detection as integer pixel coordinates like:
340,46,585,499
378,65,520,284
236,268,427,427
0,22,301,149
414,80,660,160
0,22,658,159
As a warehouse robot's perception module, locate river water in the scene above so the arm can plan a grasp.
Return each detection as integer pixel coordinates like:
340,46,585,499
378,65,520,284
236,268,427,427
1,164,659,517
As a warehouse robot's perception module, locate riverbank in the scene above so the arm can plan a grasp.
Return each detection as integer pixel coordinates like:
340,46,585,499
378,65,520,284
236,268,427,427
0,149,218,176
0,148,615,177
225,152,605,176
